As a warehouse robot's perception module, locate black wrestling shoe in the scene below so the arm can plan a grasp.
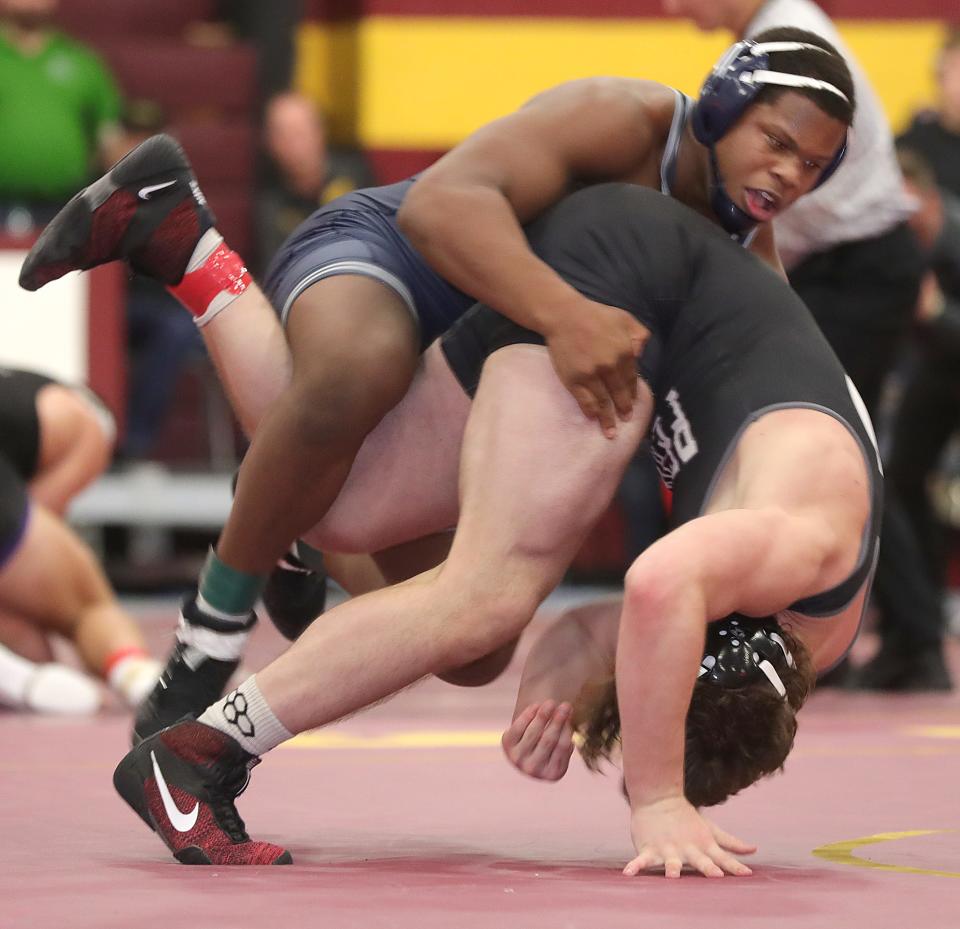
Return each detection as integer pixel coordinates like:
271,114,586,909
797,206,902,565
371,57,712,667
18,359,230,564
895,648,953,693
113,718,292,865
849,644,953,693
133,595,256,744
847,640,906,691
261,547,328,641
19,133,214,291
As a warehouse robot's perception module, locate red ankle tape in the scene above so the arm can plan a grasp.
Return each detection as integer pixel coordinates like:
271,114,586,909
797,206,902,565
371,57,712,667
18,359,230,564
103,646,150,676
168,242,251,319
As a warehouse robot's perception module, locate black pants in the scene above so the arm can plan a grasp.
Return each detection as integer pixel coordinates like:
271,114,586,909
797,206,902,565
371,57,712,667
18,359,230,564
888,349,960,593
790,223,942,651
789,223,924,413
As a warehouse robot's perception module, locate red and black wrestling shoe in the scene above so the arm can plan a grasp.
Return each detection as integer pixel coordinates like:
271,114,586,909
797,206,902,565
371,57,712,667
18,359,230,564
113,718,292,866
19,133,214,291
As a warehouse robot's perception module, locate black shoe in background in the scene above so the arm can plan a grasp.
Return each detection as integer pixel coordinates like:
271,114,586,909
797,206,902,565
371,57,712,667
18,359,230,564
850,643,953,693
261,546,328,641
897,647,953,692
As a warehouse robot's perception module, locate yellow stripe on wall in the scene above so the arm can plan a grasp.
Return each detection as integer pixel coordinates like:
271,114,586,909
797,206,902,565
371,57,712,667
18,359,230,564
295,21,363,142
360,20,728,147
297,18,946,150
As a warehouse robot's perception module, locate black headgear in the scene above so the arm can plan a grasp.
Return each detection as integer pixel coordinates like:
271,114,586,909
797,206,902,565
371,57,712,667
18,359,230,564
697,615,795,699
692,40,850,236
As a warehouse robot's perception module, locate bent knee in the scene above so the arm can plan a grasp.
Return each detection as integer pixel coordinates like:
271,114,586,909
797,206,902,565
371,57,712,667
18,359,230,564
286,342,418,444
437,592,540,672
36,386,113,468
437,636,520,687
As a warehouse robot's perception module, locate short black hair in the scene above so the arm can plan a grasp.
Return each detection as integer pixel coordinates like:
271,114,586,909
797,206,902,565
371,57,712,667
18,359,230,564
752,26,856,127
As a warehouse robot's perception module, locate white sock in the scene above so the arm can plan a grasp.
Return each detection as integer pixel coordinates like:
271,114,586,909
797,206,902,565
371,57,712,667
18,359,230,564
198,674,292,756
0,643,101,715
185,228,222,274
0,642,36,704
107,655,162,708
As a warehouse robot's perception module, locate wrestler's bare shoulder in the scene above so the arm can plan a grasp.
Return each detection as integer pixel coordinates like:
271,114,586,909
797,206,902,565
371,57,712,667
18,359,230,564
740,409,869,488
524,77,678,132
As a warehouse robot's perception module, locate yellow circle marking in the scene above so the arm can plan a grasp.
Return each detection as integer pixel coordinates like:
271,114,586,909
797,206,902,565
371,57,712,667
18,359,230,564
282,729,503,750
813,830,960,878
905,726,960,740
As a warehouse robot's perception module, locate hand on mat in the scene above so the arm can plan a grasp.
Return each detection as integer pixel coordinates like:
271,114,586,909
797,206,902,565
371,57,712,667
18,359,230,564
623,795,756,878
501,700,575,781
544,300,649,439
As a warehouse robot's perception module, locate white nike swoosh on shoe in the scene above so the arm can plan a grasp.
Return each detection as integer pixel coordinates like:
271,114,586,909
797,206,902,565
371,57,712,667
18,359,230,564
150,750,199,832
138,180,177,200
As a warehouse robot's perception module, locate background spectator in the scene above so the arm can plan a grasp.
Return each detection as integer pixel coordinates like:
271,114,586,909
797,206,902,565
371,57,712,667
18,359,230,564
0,1,203,464
858,148,960,690
256,90,375,272
0,0,125,230
898,26,960,197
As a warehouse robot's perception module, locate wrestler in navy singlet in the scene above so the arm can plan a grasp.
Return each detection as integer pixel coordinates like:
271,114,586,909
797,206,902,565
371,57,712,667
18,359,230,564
262,177,474,349
441,184,883,619
260,91,709,352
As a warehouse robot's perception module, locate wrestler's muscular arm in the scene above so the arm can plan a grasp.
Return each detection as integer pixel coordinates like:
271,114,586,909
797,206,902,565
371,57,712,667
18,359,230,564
617,507,834,878
399,79,670,437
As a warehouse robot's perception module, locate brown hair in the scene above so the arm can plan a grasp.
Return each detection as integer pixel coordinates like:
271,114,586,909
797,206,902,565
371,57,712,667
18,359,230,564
574,627,815,807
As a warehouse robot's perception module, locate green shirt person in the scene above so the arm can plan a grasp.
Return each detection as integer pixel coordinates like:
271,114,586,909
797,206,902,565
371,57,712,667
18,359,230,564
0,7,122,205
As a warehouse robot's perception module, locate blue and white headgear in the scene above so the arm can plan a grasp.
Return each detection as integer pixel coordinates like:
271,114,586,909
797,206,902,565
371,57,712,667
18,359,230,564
697,614,795,699
692,40,851,237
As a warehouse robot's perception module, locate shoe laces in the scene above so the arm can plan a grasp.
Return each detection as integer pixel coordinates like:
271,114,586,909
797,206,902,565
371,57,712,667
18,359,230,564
205,756,260,843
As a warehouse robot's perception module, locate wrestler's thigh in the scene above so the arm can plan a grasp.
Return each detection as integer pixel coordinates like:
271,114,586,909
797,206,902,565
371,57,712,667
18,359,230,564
0,504,109,631
286,274,420,427
305,342,468,553
446,344,651,596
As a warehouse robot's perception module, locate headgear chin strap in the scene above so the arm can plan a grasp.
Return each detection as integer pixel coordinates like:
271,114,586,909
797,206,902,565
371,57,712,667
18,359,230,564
707,149,757,238
692,40,850,236
697,615,795,700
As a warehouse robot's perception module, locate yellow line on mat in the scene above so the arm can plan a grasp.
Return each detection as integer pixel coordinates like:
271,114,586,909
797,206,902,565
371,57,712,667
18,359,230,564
282,730,503,750
905,726,960,740
813,830,960,878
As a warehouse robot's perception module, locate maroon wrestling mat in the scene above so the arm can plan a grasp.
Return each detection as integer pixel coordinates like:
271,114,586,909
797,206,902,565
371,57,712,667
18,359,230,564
1,597,958,929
